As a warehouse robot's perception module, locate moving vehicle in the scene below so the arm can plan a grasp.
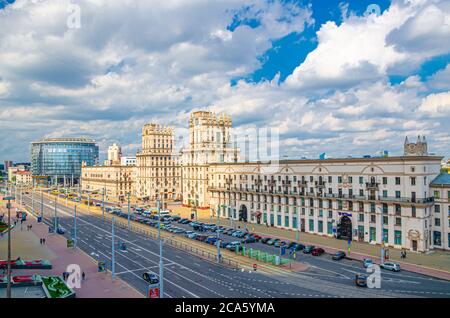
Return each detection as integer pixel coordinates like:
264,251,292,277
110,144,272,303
355,274,367,287
332,251,346,260
206,236,218,245
363,258,374,268
142,272,159,284
380,262,401,272
311,248,325,256
242,236,257,244
303,245,315,254
291,243,305,251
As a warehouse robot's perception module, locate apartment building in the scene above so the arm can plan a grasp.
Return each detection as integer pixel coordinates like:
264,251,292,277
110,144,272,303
136,124,180,201
181,111,238,208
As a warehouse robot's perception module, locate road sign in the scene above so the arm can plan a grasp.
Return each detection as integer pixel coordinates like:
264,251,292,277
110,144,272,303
67,239,74,248
253,263,257,271
98,261,106,272
280,246,286,256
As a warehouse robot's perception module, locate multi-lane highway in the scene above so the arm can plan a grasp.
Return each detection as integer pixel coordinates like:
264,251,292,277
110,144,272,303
19,192,450,298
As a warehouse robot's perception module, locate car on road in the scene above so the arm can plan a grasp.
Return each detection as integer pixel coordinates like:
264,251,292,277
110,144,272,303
223,229,234,235
332,251,346,260
178,218,189,224
49,225,66,235
311,248,325,256
186,232,198,239
266,238,280,246
172,228,185,234
231,231,244,238
242,236,257,244
195,235,208,242
142,272,159,284
274,241,288,248
363,258,374,268
355,274,367,287
184,230,195,237
380,262,401,272
291,243,305,251
206,236,218,245
171,216,181,222
225,241,241,251
260,237,271,244
303,245,315,254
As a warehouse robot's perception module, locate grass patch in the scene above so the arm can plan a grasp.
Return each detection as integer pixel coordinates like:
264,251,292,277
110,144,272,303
42,276,73,298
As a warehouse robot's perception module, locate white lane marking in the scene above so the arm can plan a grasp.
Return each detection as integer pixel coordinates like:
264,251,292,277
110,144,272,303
37,199,201,298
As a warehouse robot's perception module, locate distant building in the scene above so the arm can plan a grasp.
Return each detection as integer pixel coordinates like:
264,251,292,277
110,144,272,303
107,143,122,165
30,137,99,185
4,160,13,171
14,170,33,184
120,156,136,166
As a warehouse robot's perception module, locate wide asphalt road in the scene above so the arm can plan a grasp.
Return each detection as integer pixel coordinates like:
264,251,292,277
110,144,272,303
19,193,449,298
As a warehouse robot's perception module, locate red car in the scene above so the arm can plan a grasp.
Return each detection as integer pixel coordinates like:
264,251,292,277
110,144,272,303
196,235,207,242
311,248,325,256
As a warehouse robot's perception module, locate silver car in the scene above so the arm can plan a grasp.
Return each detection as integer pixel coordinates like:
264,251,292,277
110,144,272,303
380,262,401,272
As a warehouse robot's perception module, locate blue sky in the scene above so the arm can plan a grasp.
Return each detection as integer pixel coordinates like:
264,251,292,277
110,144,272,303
0,0,449,162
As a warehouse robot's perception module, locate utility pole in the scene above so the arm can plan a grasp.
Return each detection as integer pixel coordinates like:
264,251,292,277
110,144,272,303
32,187,35,214
102,187,105,222
379,207,385,265
3,196,14,298
216,205,221,263
40,189,44,219
73,205,77,248
111,216,116,280
157,198,164,298
53,195,57,234
127,192,131,230
66,187,68,207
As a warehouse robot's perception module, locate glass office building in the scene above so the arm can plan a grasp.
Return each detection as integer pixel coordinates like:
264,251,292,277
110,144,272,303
31,137,99,184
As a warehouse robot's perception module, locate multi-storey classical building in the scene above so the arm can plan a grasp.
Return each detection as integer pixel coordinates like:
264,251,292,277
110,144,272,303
136,124,180,201
81,162,136,201
182,111,238,208
105,143,122,165
430,174,450,250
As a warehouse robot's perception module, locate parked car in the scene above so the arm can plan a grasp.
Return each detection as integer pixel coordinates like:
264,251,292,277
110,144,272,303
363,258,374,268
311,248,325,256
303,245,315,254
231,231,244,238
172,228,185,234
184,230,195,237
274,241,288,248
186,232,198,239
171,216,181,222
206,236,218,245
380,262,401,272
332,251,346,261
291,243,305,251
226,241,241,251
355,274,367,287
242,236,257,244
196,235,208,242
260,237,271,244
287,242,297,249
266,238,280,246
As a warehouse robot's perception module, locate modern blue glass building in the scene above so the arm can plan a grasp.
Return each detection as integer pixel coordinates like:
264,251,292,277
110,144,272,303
31,137,99,184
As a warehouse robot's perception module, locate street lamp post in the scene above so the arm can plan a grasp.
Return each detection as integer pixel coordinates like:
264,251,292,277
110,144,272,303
216,205,221,263
127,192,131,230
111,216,115,280
102,187,105,222
40,189,44,219
3,195,15,298
379,207,385,265
157,197,164,298
73,204,78,248
53,195,58,234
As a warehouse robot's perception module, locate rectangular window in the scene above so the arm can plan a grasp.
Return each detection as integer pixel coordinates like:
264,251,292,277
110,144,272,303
359,176,363,184
277,215,282,226
394,230,402,245
309,219,314,232
411,177,416,186
383,229,389,243
395,177,401,185
435,218,440,226
395,217,401,226
285,215,289,227
435,205,440,213
318,221,323,233
412,206,416,217
382,177,387,185
370,227,376,241
358,213,364,222
327,221,333,235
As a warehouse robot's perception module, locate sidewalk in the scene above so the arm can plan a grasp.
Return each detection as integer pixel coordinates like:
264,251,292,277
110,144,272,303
168,204,450,280
0,196,143,298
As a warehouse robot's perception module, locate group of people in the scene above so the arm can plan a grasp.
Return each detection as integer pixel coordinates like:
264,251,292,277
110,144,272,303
400,249,407,259
39,237,47,245
26,224,33,231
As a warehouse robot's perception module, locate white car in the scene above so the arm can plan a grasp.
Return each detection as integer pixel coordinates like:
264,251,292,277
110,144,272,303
380,262,401,272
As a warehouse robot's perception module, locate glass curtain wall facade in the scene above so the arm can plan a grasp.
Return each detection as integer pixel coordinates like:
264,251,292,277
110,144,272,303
31,138,99,183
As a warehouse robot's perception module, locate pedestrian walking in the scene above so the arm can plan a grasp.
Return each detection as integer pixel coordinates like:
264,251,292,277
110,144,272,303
40,238,42,245
43,238,46,244
82,272,86,281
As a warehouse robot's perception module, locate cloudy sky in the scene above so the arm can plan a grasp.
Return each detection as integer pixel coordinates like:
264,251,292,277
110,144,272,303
0,0,449,162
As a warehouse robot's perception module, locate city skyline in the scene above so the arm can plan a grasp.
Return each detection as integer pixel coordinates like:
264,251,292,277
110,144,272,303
0,0,449,162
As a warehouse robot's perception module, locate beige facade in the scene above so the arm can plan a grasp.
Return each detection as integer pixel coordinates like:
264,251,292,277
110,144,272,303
430,175,450,251
182,111,238,208
136,124,180,201
14,171,33,184
81,163,136,200
208,156,444,252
